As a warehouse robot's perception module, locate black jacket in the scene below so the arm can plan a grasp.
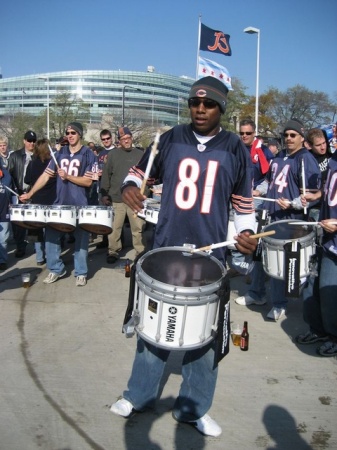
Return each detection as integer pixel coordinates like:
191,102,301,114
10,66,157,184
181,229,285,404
8,148,31,194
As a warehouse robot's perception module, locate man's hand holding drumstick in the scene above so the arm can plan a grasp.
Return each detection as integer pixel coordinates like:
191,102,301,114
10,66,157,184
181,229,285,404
122,186,147,213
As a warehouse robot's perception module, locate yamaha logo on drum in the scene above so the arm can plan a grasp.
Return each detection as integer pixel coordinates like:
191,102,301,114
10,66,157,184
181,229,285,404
166,307,178,342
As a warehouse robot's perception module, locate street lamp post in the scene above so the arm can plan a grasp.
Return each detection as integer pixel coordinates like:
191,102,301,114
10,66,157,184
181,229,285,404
122,85,141,126
244,26,260,135
151,89,155,127
39,76,50,139
177,97,181,125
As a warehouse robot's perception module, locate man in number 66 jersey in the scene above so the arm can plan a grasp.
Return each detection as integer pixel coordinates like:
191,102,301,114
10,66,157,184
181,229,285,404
20,122,96,287
110,76,257,437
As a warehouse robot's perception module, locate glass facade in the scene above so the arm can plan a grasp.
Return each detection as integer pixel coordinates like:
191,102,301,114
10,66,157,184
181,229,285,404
0,70,195,127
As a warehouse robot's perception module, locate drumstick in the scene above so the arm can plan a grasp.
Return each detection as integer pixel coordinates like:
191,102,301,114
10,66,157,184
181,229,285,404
48,144,60,170
253,196,291,204
288,221,337,226
301,159,307,214
249,230,276,239
192,239,238,253
140,131,160,196
4,185,19,197
192,230,276,253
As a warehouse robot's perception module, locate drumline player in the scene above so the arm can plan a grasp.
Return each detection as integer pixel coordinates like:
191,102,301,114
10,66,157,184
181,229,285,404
295,151,337,357
0,159,13,271
8,130,37,258
236,118,321,321
110,76,257,437
20,122,96,287
24,138,57,265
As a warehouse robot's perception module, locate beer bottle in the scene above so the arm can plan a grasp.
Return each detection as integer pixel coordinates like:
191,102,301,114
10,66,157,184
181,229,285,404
125,259,131,278
240,321,249,351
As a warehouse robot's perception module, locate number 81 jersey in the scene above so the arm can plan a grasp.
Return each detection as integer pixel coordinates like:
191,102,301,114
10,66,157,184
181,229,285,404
132,125,254,259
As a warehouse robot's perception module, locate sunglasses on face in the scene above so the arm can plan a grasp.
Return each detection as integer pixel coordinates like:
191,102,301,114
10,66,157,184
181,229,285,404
188,98,218,109
239,131,254,136
66,131,77,136
101,137,111,141
283,132,299,138
26,139,36,143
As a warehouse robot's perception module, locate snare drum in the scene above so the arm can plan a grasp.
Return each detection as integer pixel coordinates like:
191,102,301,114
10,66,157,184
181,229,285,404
138,200,161,225
46,205,77,232
78,206,114,235
133,247,225,350
23,204,46,229
261,220,316,280
9,204,26,227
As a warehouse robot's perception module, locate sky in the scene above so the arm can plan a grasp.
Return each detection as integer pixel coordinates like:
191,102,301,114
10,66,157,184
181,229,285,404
1,0,336,98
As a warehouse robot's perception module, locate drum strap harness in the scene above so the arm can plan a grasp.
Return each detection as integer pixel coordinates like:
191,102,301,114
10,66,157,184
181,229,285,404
283,241,301,298
213,274,231,368
253,209,269,262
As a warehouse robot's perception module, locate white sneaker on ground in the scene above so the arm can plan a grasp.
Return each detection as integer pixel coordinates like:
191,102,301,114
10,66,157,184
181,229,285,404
267,307,286,321
110,398,134,417
43,270,66,284
76,275,87,287
172,412,222,437
235,294,266,306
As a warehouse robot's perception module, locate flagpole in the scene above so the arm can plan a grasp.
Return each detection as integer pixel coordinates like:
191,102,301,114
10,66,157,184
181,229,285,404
196,15,201,79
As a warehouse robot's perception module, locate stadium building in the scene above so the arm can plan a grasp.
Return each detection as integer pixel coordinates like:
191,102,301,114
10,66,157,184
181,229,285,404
0,68,194,128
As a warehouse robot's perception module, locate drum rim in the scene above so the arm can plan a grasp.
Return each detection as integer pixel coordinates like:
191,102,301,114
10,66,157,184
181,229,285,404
48,205,77,210
136,330,215,351
137,246,225,295
262,219,315,245
78,205,113,211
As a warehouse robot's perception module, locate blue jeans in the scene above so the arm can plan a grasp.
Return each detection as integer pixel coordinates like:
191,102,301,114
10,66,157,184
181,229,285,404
0,221,10,263
302,251,337,339
34,229,45,263
246,261,266,300
123,337,218,421
45,226,89,276
269,277,289,308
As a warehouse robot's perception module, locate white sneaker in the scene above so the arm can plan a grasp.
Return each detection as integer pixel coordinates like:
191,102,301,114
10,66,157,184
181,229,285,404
43,270,66,284
173,412,222,437
76,275,87,287
267,307,286,321
235,294,266,306
110,398,134,417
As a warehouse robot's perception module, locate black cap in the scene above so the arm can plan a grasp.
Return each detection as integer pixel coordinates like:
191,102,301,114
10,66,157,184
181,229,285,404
24,130,37,141
189,76,228,113
283,118,305,137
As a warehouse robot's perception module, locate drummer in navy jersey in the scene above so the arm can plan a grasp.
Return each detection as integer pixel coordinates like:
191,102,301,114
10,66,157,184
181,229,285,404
240,118,321,321
109,76,257,437
20,122,96,287
296,151,337,357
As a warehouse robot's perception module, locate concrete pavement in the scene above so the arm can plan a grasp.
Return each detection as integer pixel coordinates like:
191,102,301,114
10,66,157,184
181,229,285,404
0,228,336,450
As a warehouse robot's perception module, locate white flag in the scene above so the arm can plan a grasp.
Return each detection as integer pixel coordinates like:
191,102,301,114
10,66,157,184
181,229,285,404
198,56,233,90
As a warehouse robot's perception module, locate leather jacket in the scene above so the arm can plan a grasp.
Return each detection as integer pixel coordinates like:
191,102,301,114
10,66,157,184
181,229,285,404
8,148,31,194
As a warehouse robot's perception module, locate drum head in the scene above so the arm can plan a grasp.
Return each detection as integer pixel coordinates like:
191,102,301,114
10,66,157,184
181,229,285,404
140,248,223,287
264,220,314,241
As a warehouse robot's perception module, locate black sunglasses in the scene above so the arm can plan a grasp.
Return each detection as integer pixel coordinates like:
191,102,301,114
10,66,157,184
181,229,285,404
66,131,77,136
239,132,254,136
101,137,111,141
26,139,36,143
188,98,218,109
283,132,299,138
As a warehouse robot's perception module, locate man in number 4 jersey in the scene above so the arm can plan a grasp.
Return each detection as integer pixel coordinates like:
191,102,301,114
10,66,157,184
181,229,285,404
237,118,321,321
110,76,257,437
